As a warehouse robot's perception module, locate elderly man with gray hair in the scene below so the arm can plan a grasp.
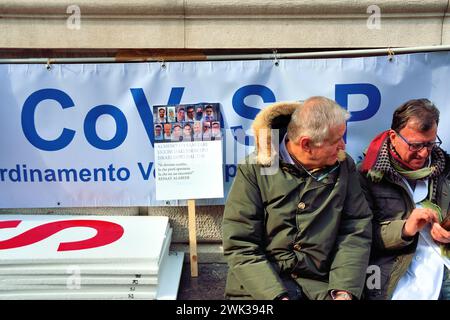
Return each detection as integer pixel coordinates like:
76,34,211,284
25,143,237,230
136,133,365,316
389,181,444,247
222,96,372,300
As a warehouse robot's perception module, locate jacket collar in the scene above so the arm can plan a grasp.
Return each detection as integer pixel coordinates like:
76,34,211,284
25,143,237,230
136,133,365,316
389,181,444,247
252,101,300,166
279,133,294,165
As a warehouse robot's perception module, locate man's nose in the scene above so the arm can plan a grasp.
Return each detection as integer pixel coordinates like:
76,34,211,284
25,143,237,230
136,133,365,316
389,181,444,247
417,147,430,158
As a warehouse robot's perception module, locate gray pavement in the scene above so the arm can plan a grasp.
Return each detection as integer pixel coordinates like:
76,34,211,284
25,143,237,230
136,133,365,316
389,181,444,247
177,263,228,300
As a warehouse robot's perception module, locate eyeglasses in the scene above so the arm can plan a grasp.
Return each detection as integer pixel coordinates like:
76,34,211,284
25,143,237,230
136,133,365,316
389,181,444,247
395,131,442,152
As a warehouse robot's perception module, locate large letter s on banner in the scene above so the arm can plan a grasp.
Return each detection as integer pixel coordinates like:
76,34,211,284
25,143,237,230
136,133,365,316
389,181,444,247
232,85,276,120
0,220,124,251
231,85,276,146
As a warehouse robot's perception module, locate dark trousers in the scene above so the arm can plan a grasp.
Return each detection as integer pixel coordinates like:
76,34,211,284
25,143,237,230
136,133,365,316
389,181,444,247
281,275,308,300
439,267,450,300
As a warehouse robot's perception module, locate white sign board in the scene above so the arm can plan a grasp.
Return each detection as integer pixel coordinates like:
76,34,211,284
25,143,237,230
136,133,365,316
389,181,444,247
154,140,224,200
0,215,169,265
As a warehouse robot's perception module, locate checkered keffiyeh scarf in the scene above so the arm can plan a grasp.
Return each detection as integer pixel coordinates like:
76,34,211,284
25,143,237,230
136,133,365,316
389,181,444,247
361,130,446,202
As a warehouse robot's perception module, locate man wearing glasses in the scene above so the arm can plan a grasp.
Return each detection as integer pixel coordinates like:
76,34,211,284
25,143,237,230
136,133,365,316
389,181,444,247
359,98,450,300
223,97,372,300
186,105,195,122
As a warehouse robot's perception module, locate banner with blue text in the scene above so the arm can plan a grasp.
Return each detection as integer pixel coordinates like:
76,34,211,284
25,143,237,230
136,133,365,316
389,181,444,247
1,52,450,208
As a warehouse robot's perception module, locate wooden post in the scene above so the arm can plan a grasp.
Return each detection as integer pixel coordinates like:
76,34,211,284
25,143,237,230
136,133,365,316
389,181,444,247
187,199,198,277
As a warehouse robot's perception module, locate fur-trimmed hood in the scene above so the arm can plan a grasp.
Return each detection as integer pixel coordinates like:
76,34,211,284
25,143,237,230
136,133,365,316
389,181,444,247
252,101,301,166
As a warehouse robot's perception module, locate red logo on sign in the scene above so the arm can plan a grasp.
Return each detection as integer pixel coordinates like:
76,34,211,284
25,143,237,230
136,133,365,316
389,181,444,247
0,220,124,251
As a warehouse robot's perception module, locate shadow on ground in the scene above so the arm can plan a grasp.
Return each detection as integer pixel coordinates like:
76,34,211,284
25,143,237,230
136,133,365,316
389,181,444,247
177,263,228,300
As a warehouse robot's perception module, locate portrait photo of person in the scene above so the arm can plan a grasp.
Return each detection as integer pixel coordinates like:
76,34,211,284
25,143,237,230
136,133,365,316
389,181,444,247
186,105,195,122
195,105,204,121
154,124,163,141
192,121,203,141
202,121,212,140
167,106,176,122
182,122,193,141
203,104,215,121
163,123,172,141
171,123,182,142
211,121,221,140
153,106,166,124
176,106,186,122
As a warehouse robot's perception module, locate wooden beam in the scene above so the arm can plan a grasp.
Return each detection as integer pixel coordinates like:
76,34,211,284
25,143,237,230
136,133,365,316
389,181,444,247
187,199,198,277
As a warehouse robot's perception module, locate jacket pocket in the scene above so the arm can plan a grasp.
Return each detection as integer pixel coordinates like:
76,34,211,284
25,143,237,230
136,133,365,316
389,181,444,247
292,250,328,280
224,271,253,299
371,192,406,221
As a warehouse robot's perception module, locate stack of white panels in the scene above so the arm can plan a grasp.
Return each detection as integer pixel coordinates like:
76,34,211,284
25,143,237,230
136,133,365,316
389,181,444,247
0,215,183,300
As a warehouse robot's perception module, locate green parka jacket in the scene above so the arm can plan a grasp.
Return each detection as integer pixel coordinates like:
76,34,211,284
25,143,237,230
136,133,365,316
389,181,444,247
222,102,373,300
359,150,450,300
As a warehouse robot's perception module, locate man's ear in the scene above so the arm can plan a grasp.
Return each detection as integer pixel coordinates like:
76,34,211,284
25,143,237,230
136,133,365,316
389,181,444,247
388,129,397,147
299,136,312,153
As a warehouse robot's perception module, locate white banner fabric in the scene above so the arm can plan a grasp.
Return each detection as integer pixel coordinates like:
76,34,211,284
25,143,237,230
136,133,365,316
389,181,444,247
1,52,450,207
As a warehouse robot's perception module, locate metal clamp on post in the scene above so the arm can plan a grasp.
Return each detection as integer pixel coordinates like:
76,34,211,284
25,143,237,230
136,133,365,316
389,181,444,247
272,49,279,67
387,47,395,62
46,58,52,70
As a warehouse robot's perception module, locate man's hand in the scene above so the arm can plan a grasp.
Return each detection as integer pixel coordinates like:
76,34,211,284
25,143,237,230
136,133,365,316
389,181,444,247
431,222,450,244
403,208,438,237
331,290,352,300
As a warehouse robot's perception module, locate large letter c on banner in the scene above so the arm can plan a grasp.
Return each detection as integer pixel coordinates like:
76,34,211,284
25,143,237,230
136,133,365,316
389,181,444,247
21,88,76,151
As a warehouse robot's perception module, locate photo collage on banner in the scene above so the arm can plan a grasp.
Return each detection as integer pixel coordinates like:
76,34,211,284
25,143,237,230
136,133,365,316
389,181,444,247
153,103,222,143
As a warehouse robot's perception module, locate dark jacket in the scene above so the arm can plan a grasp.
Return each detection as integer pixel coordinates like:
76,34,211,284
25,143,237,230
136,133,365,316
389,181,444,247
222,102,373,300
358,150,450,299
